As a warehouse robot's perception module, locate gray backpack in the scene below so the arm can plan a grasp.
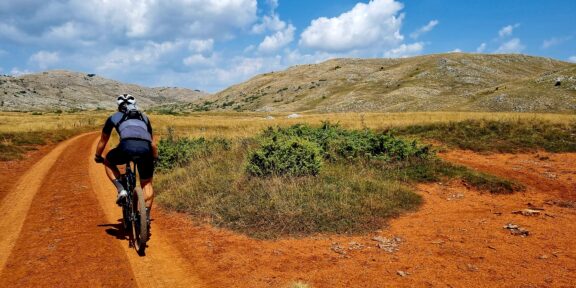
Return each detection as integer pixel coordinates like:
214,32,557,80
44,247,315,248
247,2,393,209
115,104,152,142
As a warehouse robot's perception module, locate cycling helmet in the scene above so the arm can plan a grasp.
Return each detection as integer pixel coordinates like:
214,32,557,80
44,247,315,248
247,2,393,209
117,94,136,112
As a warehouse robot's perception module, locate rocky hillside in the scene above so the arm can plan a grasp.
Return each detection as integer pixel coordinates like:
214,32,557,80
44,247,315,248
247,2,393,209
184,53,576,113
0,70,208,111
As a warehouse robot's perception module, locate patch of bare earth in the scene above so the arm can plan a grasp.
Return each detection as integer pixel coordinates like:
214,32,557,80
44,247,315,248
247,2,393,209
158,150,576,287
1,137,575,287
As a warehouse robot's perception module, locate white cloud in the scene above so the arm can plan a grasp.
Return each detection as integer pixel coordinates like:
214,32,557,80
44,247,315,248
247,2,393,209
258,24,295,53
498,23,520,38
450,48,462,53
476,43,487,53
29,51,60,69
267,0,279,10
495,38,525,54
384,42,424,58
188,39,214,55
10,67,32,76
252,14,287,34
0,0,258,44
251,0,287,34
97,41,183,71
0,23,33,43
300,0,404,52
410,20,438,39
542,36,572,49
183,54,218,67
568,56,576,63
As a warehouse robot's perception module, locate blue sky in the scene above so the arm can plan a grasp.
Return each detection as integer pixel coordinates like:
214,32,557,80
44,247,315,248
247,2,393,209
0,0,574,92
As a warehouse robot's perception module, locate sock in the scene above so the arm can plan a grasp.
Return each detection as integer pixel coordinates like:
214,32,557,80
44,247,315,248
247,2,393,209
113,179,124,193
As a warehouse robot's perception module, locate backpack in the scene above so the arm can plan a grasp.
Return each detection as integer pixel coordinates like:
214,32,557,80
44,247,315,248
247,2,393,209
115,104,152,142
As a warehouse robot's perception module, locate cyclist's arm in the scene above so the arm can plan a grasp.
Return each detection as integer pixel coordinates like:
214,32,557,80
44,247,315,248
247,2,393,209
96,132,110,157
144,114,158,159
96,117,114,157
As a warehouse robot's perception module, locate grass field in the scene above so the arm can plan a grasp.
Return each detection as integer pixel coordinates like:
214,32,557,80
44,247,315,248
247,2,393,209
2,110,573,237
148,111,576,139
2,110,574,135
0,111,104,160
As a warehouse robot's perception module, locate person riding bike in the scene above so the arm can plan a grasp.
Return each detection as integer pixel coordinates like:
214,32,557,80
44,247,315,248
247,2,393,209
94,94,158,224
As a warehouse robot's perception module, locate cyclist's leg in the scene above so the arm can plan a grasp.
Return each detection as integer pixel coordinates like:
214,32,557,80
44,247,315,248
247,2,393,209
105,147,127,193
136,156,155,209
141,177,154,209
128,140,155,208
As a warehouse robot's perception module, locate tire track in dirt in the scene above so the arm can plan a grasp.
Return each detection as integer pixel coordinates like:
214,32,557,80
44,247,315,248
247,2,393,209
88,136,207,288
0,133,137,287
0,133,86,273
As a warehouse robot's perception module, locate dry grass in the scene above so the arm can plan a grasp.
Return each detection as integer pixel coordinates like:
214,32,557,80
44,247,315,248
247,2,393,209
0,111,107,133
154,123,523,238
3,110,572,136
149,111,576,139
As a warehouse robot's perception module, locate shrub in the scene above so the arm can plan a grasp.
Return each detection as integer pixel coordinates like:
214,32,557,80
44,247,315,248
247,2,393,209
157,142,423,238
247,136,322,176
260,122,431,162
157,134,229,171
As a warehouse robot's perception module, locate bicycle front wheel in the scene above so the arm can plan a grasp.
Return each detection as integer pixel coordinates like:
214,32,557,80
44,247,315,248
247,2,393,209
132,187,148,255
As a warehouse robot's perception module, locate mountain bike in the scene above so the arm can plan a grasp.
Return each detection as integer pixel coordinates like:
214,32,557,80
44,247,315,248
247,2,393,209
118,158,149,255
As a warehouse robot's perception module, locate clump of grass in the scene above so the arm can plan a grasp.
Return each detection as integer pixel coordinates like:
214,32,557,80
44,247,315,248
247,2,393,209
156,124,521,238
246,123,431,176
396,119,576,153
156,128,229,171
246,136,323,176
263,122,431,161
157,142,422,238
377,158,523,194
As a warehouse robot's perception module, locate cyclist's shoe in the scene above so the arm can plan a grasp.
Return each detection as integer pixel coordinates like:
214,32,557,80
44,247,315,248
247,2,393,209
116,189,128,206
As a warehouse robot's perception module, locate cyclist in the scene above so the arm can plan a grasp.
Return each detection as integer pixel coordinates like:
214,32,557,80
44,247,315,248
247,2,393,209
94,94,158,224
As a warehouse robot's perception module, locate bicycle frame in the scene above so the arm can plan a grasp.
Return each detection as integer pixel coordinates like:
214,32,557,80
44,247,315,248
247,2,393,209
120,160,148,255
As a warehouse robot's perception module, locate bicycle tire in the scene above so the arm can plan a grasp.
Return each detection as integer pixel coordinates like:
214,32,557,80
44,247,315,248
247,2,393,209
132,187,148,255
122,201,131,231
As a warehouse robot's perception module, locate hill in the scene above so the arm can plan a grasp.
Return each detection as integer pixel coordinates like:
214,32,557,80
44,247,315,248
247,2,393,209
182,53,576,113
0,70,208,111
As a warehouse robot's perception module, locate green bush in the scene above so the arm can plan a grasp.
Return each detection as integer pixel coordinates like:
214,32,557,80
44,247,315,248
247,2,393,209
260,122,431,162
247,136,322,176
157,135,229,171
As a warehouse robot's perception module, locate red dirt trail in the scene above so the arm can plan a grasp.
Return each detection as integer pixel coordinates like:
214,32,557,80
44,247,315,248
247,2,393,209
0,134,575,287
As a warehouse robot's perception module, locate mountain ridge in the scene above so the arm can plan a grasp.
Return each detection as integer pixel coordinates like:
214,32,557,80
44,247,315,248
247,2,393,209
181,53,576,113
2,53,575,113
0,70,208,111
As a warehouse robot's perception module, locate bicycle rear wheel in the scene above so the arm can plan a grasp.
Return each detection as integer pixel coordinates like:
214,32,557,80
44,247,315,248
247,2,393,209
132,187,148,255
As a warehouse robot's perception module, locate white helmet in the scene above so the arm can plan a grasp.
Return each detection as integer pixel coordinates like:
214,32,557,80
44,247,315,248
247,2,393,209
117,93,136,105
117,94,136,111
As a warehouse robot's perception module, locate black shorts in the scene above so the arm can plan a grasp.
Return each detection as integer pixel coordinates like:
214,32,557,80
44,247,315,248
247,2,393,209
106,139,154,180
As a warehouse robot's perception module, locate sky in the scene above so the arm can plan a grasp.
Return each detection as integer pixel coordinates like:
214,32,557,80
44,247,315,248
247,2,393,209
0,0,575,92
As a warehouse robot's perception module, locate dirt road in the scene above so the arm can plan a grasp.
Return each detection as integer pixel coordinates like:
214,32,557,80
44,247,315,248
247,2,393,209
0,133,575,287
0,133,205,287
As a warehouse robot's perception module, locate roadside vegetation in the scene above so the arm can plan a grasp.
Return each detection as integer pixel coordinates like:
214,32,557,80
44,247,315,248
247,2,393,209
396,119,576,153
2,111,571,237
155,123,521,238
0,127,96,160
0,111,103,161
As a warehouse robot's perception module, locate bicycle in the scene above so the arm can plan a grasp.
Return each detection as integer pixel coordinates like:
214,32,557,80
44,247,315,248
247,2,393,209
117,158,149,255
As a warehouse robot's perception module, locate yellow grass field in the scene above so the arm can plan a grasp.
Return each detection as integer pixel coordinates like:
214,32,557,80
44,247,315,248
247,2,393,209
1,111,575,138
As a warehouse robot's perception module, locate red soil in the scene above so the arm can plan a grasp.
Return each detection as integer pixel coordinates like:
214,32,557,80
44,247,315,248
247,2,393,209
1,135,574,287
